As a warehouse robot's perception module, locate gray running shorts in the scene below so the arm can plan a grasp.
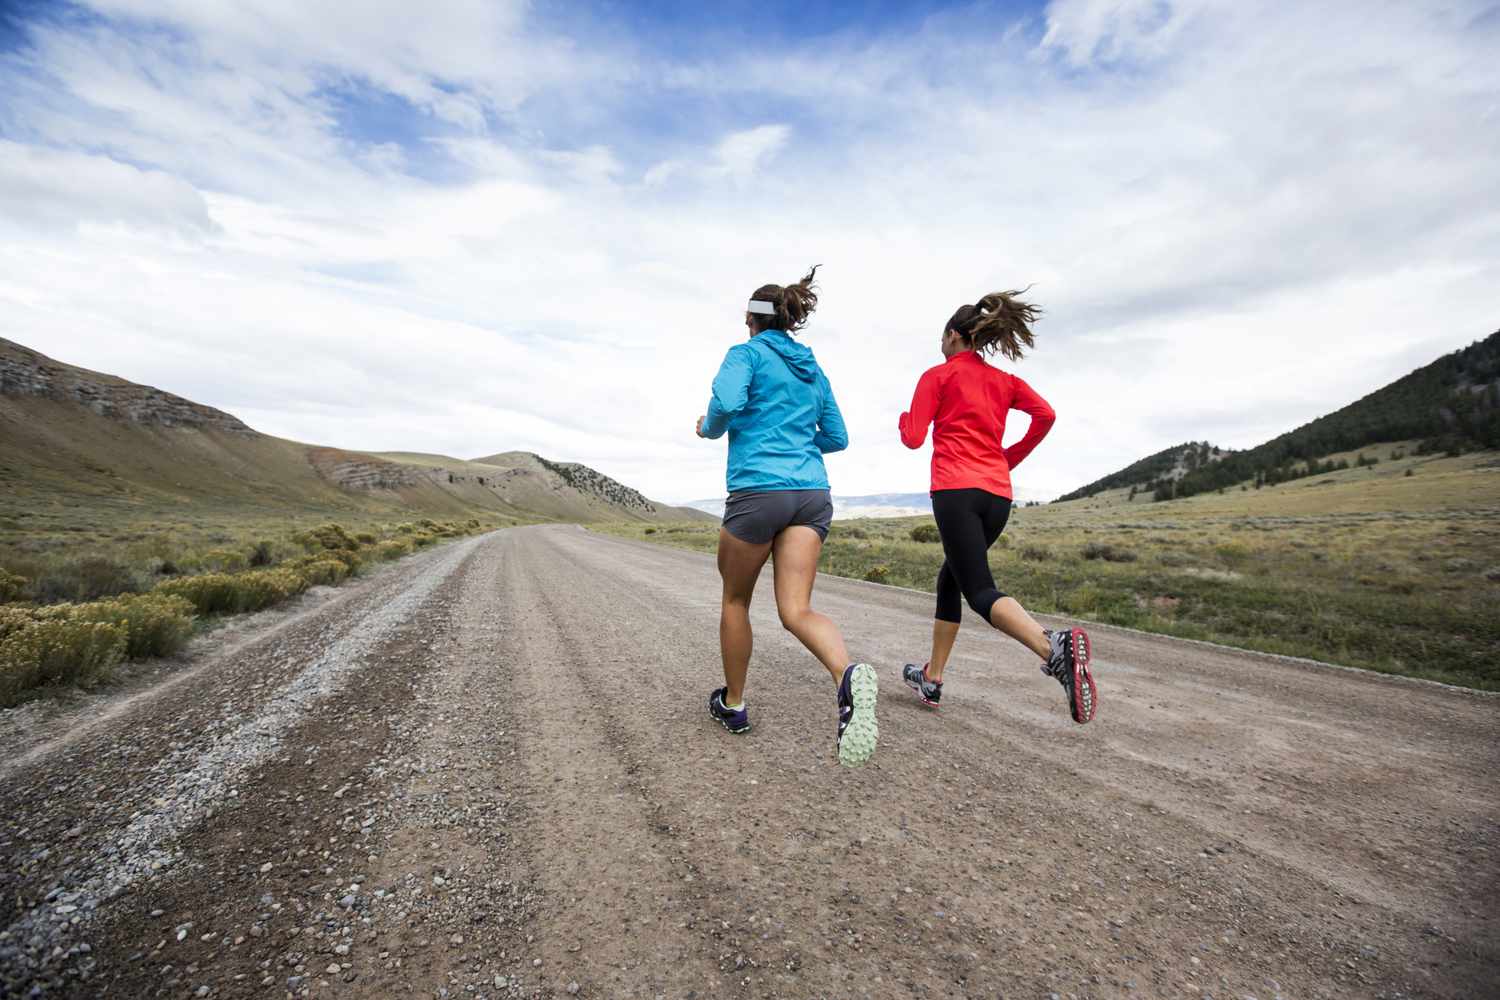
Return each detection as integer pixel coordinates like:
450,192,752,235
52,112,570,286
722,489,834,544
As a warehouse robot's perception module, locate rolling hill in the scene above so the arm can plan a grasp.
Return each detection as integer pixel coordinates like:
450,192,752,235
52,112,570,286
0,337,706,537
1059,329,1500,502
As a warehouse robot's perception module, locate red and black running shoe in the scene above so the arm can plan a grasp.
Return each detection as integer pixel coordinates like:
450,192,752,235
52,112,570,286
1043,627,1097,723
902,662,942,707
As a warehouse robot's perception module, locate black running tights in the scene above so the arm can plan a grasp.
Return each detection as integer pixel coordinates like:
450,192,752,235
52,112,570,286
932,488,1013,624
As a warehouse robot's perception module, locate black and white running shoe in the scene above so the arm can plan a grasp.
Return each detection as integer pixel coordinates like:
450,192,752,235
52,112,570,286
836,663,878,767
902,662,942,707
708,687,751,734
1042,627,1097,724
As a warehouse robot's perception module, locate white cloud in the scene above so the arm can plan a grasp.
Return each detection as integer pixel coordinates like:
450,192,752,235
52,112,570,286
80,0,540,127
1040,0,1197,67
0,141,216,235
645,124,791,187
1,0,1496,506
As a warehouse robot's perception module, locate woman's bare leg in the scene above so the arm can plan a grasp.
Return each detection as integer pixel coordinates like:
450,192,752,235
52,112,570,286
717,528,772,705
770,526,848,684
927,599,1047,685
926,620,960,682
989,596,1051,659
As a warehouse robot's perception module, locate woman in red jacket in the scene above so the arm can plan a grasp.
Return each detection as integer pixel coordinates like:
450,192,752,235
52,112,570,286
898,291,1097,724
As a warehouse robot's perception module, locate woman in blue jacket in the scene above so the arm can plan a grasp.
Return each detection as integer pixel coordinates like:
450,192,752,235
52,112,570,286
696,267,878,768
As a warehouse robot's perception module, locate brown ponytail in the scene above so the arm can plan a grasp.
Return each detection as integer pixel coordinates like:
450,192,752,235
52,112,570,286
946,288,1041,361
749,265,820,333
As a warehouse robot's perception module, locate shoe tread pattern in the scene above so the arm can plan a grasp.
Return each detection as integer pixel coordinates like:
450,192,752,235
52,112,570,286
839,664,879,767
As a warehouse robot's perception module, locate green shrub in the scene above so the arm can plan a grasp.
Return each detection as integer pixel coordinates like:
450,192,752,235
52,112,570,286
236,569,308,610
1061,582,1104,616
321,548,363,572
154,573,239,615
375,539,413,561
296,559,350,588
355,532,378,545
32,555,139,603
1020,545,1051,562
864,564,891,583
910,523,941,544
0,607,126,706
412,533,437,548
294,523,358,553
248,540,275,567
0,569,26,604
1082,542,1137,563
200,547,248,573
396,523,416,535
155,568,306,615
73,593,195,659
644,527,657,535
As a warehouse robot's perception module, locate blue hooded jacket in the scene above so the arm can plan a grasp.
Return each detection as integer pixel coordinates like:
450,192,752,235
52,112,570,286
701,329,848,494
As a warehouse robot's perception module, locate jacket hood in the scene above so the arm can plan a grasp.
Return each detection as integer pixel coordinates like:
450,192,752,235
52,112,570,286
755,329,818,382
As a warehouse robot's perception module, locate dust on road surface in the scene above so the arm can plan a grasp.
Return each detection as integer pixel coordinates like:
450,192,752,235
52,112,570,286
1,525,1495,1000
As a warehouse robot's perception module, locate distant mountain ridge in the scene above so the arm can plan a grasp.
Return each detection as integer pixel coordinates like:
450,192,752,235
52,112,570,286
1059,330,1500,502
685,493,933,520
0,337,706,524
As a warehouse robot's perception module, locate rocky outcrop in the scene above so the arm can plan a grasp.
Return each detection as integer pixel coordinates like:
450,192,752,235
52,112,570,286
307,448,419,491
0,338,254,433
536,456,657,514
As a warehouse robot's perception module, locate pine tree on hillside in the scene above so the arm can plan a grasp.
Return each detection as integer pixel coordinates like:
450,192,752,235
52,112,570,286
1057,330,1498,502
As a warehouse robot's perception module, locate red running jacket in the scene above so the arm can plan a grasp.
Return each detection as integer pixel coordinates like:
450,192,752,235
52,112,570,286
898,350,1055,498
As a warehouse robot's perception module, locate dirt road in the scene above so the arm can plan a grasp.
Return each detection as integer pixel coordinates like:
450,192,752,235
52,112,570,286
2,525,1496,1000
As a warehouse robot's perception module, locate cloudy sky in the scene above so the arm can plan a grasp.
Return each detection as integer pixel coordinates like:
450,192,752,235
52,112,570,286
1,0,1497,503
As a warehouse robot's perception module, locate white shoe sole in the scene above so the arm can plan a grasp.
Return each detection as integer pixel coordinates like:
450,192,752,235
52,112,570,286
838,663,879,768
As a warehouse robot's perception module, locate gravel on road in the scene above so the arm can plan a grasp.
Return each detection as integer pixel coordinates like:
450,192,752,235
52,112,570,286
1,524,1495,999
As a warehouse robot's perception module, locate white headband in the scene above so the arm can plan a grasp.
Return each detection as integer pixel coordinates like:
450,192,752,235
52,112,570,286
746,299,777,316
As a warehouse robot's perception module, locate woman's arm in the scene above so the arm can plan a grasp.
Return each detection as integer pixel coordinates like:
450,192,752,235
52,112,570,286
813,373,848,454
1002,375,1056,468
699,345,755,439
898,369,940,449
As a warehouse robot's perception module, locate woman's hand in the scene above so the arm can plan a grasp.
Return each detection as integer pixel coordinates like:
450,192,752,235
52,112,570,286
696,415,706,438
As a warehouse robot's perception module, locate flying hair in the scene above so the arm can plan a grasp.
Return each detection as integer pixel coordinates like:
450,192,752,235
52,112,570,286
748,265,820,333
946,287,1041,362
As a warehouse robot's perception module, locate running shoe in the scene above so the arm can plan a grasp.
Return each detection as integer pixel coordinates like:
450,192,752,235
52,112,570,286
708,687,750,734
902,662,942,708
836,663,879,767
1042,627,1097,724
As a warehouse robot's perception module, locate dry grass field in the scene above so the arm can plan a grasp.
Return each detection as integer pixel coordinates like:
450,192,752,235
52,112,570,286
601,444,1500,690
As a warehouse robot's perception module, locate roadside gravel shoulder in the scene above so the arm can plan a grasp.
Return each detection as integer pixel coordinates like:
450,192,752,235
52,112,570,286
0,535,487,998
0,545,468,776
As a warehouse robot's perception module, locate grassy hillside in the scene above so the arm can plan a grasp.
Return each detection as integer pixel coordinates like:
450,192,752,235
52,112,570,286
1058,441,1225,502
1061,330,1500,503
603,446,1500,690
0,337,708,600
